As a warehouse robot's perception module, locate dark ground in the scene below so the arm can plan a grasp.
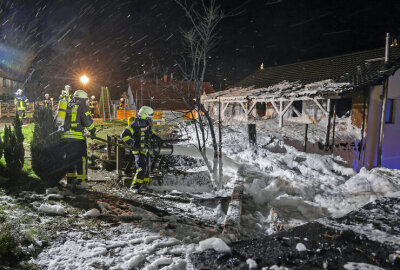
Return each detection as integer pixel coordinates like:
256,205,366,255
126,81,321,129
191,197,400,270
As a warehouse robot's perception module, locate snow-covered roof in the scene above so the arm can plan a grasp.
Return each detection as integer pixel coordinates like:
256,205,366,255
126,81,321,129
202,79,352,102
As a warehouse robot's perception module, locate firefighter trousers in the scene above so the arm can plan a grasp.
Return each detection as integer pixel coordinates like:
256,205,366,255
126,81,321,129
18,110,26,118
62,139,88,184
130,153,151,189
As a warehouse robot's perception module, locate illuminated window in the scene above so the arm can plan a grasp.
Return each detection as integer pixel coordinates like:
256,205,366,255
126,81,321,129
385,99,395,124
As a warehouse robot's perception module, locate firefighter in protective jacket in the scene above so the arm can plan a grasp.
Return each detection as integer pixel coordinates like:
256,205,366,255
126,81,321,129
14,89,29,119
61,90,96,186
59,85,72,103
44,93,52,110
89,95,97,117
120,106,156,190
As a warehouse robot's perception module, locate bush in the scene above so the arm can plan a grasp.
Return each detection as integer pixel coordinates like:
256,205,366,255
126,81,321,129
3,114,25,176
31,107,66,186
0,223,36,268
0,224,22,267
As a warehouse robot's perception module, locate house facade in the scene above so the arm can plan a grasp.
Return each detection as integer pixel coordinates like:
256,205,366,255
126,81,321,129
0,72,23,96
201,46,400,171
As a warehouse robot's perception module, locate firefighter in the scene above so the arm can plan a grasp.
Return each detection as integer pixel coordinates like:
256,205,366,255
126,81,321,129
89,95,97,117
14,89,29,119
118,98,126,110
61,90,96,187
44,93,52,110
59,85,72,103
120,106,157,190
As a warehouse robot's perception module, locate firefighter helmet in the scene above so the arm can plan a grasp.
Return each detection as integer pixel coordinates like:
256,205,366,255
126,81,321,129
138,106,154,119
65,85,71,90
45,93,49,97
120,98,124,102
91,95,95,100
73,90,89,99
17,89,23,94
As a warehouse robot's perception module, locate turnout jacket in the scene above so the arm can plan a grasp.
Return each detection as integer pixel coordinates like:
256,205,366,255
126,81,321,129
121,117,157,154
14,95,29,110
44,98,52,109
59,94,72,103
61,101,96,140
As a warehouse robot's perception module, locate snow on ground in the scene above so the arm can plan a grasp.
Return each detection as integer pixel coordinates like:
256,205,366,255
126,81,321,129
34,223,194,270
181,121,400,234
343,262,386,270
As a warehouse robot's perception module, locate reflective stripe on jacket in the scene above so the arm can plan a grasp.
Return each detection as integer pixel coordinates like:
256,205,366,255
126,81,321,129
62,103,95,140
14,95,29,110
120,117,153,153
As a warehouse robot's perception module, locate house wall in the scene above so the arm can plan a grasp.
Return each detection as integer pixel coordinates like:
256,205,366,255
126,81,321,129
0,77,22,96
363,69,400,170
382,69,400,169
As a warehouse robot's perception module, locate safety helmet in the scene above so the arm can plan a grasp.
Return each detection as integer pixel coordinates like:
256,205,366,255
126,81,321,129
17,89,23,93
65,85,71,90
91,95,95,100
120,98,124,102
45,93,49,97
73,90,89,99
138,106,154,119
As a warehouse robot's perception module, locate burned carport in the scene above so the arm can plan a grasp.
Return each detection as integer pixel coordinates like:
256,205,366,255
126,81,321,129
202,43,400,171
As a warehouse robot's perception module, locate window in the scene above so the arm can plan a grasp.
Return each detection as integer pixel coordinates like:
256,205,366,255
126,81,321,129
385,99,395,124
2,78,6,87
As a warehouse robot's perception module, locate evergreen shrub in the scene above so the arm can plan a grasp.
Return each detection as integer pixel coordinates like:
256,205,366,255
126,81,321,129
31,107,66,186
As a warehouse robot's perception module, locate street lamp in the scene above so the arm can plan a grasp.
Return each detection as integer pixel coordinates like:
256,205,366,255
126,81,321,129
80,75,89,86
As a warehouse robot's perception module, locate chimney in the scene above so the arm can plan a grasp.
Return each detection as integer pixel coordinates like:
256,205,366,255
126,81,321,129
163,74,168,83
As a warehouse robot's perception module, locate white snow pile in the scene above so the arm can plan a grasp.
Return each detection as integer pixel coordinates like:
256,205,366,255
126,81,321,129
246,258,257,269
37,203,66,215
198,237,231,253
33,223,193,270
83,208,101,218
295,243,307,252
344,262,386,270
182,122,400,230
317,167,400,216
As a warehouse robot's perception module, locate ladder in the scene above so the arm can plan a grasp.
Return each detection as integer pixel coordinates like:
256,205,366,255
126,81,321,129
100,86,112,122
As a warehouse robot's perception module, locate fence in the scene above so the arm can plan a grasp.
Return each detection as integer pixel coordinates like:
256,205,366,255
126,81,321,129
115,109,196,124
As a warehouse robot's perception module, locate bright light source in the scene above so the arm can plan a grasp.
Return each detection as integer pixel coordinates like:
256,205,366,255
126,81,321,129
80,75,89,85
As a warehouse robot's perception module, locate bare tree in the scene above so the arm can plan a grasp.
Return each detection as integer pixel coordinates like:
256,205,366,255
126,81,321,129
173,0,225,188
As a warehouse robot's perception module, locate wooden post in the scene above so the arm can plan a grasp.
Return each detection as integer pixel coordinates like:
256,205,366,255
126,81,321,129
324,99,332,149
359,90,368,160
116,136,123,176
107,135,112,160
377,33,391,167
218,98,223,184
248,123,256,148
331,102,336,153
304,124,308,152
279,100,283,127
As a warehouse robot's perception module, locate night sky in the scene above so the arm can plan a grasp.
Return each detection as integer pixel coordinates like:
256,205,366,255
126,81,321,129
1,0,399,98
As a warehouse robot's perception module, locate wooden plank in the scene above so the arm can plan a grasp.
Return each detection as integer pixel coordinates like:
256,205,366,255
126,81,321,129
223,182,243,241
